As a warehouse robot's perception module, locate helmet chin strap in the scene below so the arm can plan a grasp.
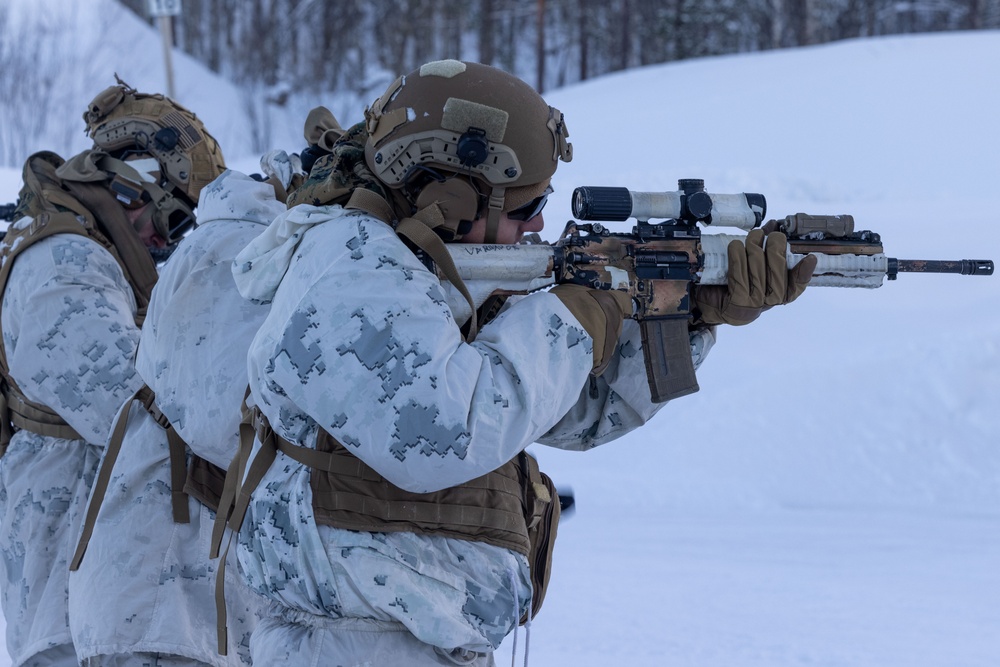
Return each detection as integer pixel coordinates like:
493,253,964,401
485,186,506,244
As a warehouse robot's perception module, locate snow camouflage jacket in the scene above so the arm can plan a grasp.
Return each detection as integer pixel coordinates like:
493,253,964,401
230,203,716,654
0,226,144,665
67,171,282,666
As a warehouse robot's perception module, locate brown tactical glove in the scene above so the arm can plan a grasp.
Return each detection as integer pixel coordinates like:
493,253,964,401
550,284,633,376
692,228,817,326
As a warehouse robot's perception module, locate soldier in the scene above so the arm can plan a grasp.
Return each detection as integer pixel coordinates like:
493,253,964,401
67,110,343,667
221,60,816,665
66,169,280,667
0,80,224,667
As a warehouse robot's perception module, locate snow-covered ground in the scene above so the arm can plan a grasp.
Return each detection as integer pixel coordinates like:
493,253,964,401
1,14,998,667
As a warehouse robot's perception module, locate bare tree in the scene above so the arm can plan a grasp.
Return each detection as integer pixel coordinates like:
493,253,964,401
578,0,592,79
536,0,546,91
99,0,1000,125
0,3,117,166
478,0,497,64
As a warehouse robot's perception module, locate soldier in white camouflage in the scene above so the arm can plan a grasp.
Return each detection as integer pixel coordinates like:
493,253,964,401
220,60,811,665
65,169,285,667
0,80,224,667
65,105,343,667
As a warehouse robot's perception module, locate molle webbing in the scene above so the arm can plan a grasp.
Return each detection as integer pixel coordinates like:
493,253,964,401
218,405,533,555
0,382,83,452
309,429,531,555
209,403,554,653
70,385,190,571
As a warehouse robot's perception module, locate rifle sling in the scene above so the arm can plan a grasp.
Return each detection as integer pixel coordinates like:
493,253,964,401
395,216,479,342
345,187,395,224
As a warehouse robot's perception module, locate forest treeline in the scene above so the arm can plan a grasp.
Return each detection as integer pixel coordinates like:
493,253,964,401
120,0,1000,97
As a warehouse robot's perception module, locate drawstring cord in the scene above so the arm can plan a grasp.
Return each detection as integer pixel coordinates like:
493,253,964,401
508,568,533,667
508,569,519,667
523,594,533,667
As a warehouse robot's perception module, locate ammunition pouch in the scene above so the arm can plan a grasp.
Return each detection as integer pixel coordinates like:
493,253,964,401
184,453,228,513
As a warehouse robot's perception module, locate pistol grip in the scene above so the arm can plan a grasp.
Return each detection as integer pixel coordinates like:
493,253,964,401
639,318,700,403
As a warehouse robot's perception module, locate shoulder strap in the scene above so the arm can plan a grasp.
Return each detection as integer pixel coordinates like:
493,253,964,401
0,154,157,450
0,212,94,451
70,385,191,571
210,388,267,656
69,385,142,571
344,187,395,224
395,214,479,342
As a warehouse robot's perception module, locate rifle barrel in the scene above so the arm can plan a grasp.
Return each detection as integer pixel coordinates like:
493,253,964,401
890,259,994,276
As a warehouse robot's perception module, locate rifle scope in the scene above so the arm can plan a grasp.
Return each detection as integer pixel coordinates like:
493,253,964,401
573,179,766,231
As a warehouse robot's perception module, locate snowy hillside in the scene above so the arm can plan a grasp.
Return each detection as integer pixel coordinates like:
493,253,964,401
0,0,313,170
1,26,998,667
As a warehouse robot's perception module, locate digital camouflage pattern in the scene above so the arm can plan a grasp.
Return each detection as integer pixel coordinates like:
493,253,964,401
67,171,283,665
0,232,144,667
230,202,715,661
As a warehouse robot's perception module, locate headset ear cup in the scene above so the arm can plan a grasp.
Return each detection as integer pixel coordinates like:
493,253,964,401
414,178,481,233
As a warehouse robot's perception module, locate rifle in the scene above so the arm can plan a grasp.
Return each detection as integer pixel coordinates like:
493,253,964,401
0,202,18,222
439,179,994,403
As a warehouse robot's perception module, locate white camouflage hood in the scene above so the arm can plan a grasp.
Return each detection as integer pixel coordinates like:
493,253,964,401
197,169,286,228
232,204,360,303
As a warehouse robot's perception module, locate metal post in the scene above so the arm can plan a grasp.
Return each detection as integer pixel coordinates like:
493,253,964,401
146,0,182,99
536,0,545,93
158,15,176,99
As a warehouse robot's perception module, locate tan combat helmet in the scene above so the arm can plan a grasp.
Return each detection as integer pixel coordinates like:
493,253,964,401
364,60,572,242
82,77,226,244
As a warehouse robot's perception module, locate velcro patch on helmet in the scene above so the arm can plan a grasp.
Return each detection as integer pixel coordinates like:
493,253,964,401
419,60,466,78
442,98,508,142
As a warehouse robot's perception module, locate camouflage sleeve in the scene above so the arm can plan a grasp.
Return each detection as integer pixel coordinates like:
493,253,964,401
254,216,596,494
535,321,716,450
1,235,143,445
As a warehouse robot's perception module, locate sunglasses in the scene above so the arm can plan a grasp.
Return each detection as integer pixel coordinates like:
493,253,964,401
507,186,553,222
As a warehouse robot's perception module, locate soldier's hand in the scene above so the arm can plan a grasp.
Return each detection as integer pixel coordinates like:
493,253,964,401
692,229,817,326
259,149,306,202
550,285,633,375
